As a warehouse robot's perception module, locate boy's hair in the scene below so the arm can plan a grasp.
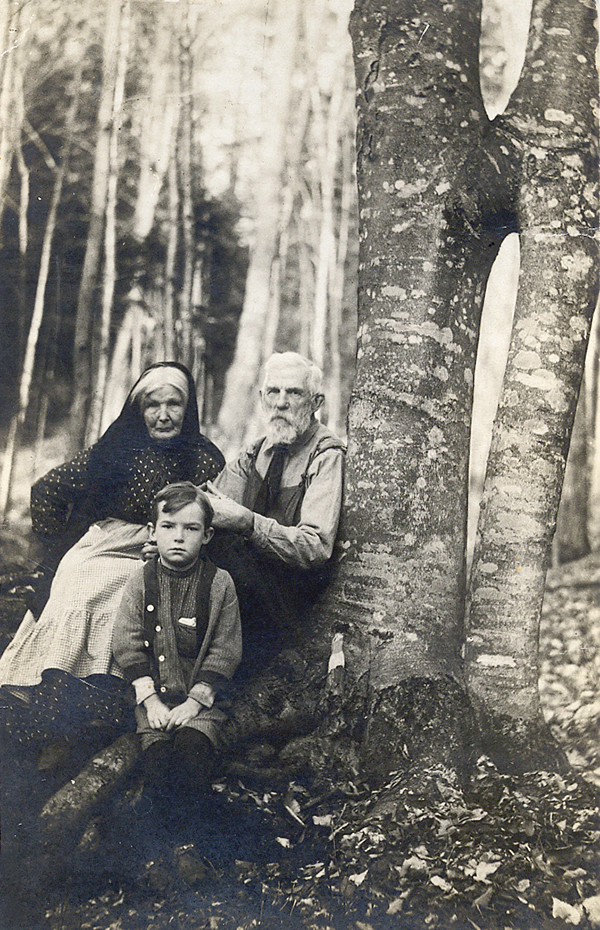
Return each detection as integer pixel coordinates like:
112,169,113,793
152,481,214,527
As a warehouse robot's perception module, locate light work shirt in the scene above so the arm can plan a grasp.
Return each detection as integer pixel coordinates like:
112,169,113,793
214,420,345,570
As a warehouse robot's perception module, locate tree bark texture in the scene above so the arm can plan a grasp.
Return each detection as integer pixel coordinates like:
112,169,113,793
344,0,499,688
554,387,590,564
466,0,598,767
40,734,139,841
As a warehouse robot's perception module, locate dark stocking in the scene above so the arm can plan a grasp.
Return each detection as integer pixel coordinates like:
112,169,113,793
142,739,172,820
166,729,216,835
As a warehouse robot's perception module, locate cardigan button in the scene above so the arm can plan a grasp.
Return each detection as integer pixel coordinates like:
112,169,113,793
158,655,165,662
146,604,155,612
155,625,161,632
160,686,167,693
143,640,150,648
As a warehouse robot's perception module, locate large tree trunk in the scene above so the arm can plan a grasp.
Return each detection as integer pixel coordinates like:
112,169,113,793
466,0,598,771
327,0,502,784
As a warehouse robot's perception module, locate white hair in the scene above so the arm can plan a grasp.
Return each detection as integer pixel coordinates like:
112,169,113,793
262,352,323,395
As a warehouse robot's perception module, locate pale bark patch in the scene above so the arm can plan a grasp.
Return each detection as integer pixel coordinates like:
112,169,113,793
475,654,517,668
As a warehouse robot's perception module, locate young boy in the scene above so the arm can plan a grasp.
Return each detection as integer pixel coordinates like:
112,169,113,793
113,481,242,845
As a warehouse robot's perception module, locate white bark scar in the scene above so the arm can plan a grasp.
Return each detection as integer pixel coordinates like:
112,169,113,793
476,654,517,668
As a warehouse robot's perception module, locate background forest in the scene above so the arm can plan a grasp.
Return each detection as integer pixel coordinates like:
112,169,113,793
2,0,591,569
0,0,355,523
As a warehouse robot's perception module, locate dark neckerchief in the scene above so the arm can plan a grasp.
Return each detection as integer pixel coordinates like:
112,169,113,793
252,444,288,516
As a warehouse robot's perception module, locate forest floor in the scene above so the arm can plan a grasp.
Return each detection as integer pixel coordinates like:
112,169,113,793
0,528,599,930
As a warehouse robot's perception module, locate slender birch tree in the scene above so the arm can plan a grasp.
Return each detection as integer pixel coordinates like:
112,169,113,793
131,2,179,244
0,68,82,519
69,0,125,453
0,0,24,236
86,0,131,446
216,0,302,451
163,151,180,361
177,0,197,370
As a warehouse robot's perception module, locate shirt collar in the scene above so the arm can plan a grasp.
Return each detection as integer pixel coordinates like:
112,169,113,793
158,557,201,578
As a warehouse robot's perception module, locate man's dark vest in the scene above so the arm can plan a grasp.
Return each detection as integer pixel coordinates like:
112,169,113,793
241,433,345,527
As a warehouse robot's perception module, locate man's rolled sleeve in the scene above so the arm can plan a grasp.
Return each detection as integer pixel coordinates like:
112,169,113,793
212,450,253,501
249,447,343,569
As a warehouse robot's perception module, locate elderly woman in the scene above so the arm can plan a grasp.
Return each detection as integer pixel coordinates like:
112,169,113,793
0,362,224,748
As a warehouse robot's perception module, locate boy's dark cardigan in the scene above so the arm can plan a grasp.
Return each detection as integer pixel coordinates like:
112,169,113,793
119,556,230,694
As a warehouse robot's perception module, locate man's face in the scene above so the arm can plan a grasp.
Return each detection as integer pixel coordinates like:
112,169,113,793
260,362,322,445
151,501,213,571
141,386,186,441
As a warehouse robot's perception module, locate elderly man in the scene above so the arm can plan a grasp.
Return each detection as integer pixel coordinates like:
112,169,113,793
206,352,345,665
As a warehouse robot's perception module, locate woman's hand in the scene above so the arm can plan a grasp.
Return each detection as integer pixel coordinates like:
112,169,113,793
144,693,171,729
205,482,254,535
166,697,201,730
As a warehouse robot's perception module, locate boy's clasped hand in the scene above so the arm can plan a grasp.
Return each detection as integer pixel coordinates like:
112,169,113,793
143,694,203,731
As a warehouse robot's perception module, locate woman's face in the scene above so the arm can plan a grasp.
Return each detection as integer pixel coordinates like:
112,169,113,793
141,386,186,440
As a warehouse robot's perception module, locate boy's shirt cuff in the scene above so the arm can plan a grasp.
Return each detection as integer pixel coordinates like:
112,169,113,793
188,682,215,708
132,676,156,705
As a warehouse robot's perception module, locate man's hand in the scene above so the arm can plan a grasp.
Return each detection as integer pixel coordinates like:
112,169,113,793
141,541,158,561
166,697,201,731
144,693,171,729
205,482,254,535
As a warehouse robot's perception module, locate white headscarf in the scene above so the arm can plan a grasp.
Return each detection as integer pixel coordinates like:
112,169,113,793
129,366,190,407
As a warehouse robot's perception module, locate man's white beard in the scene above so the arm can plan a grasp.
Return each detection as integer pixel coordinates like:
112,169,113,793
265,411,312,446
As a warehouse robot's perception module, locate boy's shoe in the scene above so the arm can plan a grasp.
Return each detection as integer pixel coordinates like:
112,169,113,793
173,843,208,887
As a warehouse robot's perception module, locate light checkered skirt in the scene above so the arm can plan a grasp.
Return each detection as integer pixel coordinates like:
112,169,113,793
0,519,148,686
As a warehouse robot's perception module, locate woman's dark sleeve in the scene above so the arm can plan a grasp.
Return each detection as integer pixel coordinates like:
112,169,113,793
192,437,225,484
30,447,92,543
